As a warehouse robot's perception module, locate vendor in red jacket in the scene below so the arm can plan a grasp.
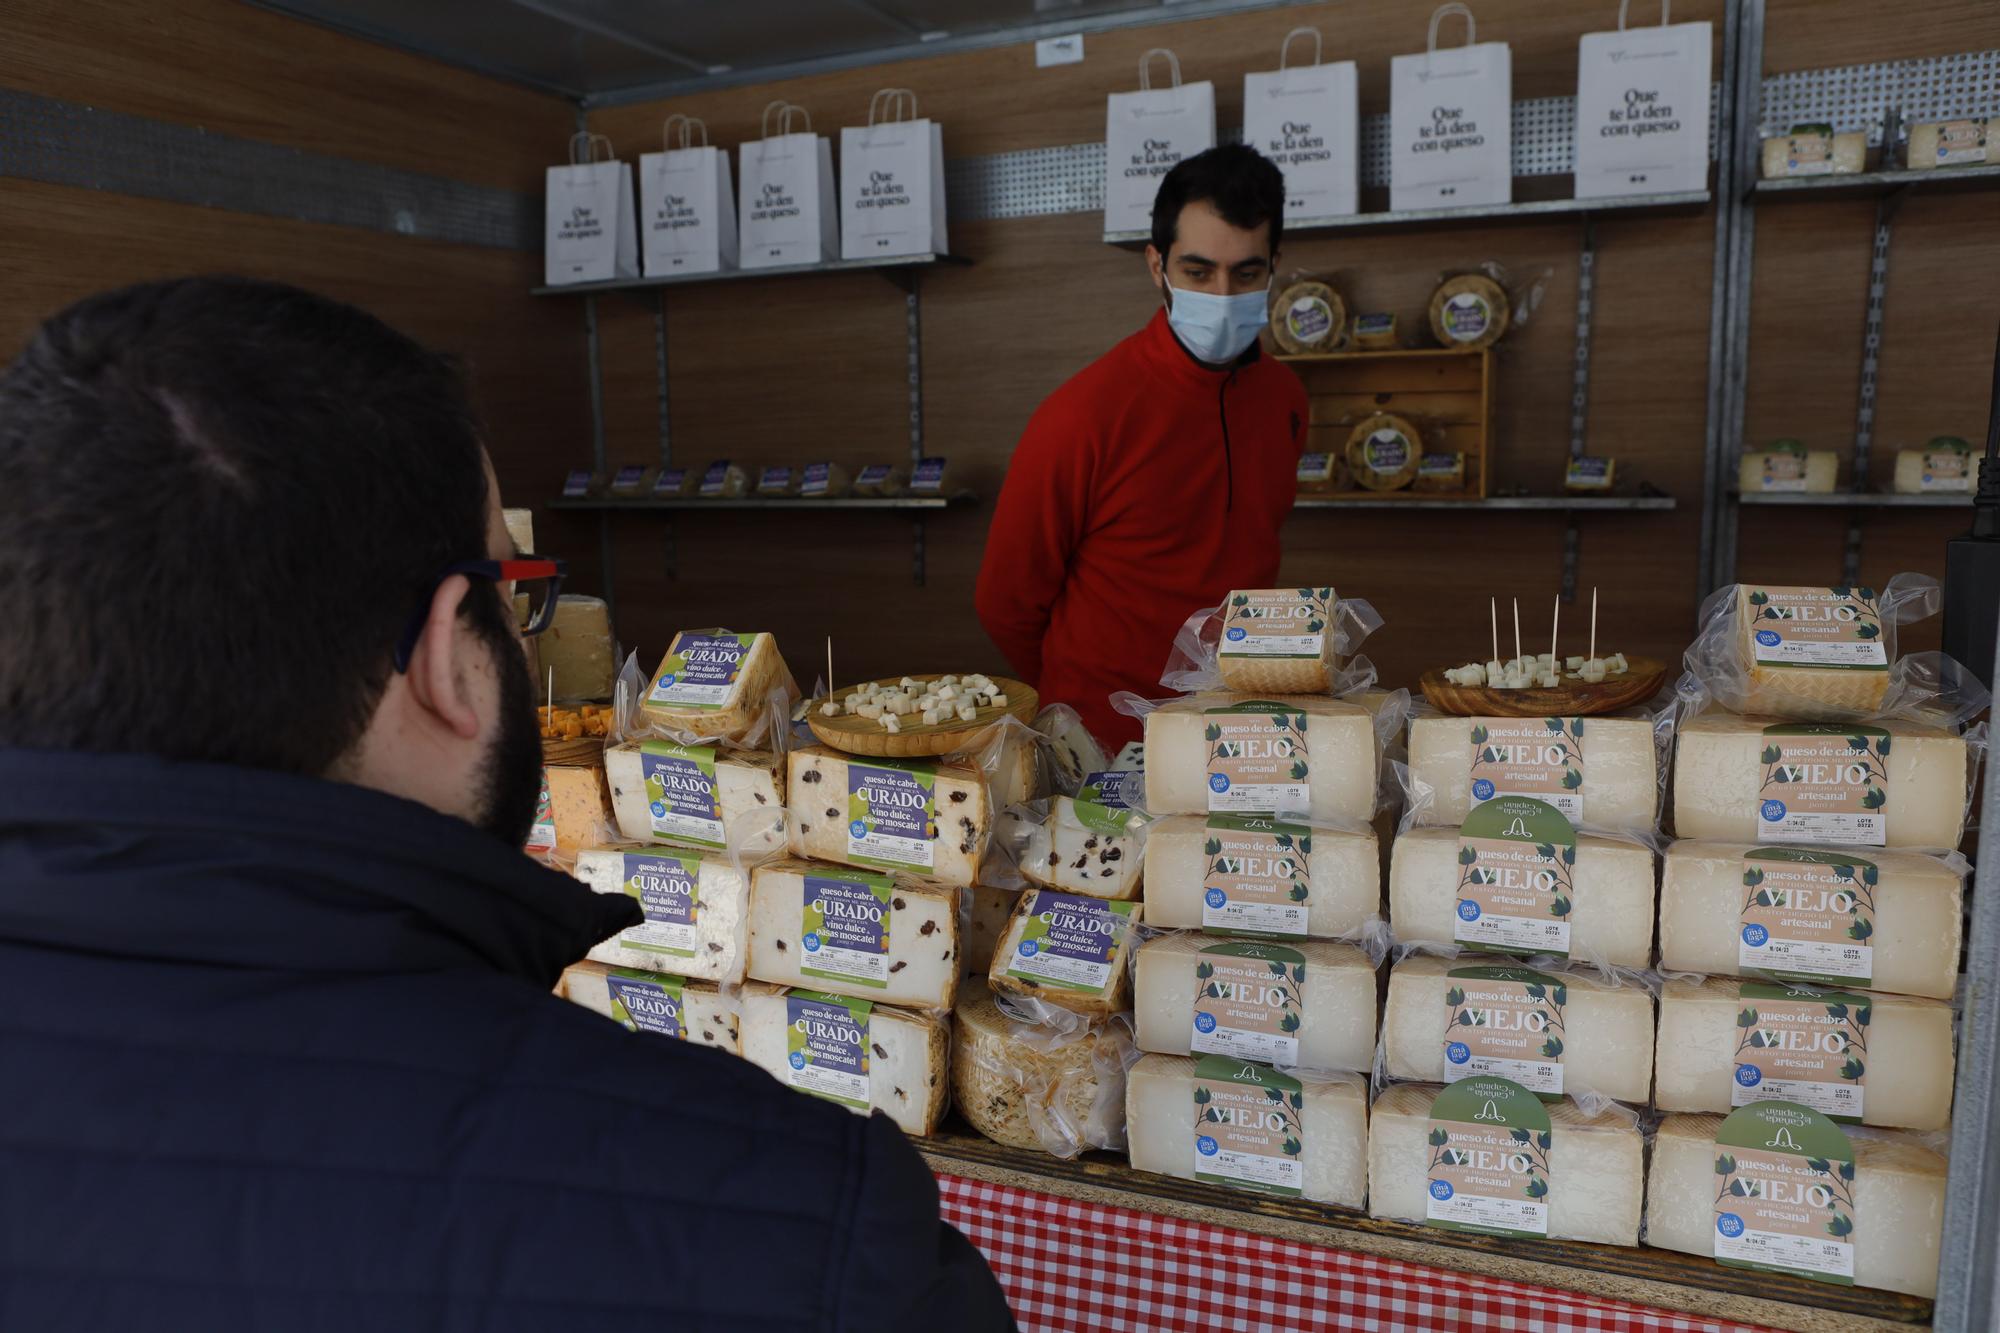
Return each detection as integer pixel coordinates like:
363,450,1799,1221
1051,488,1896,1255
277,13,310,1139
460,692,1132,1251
975,145,1308,747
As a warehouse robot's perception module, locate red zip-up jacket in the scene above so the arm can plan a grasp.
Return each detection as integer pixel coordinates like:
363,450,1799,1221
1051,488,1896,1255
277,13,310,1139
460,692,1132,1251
975,308,1308,747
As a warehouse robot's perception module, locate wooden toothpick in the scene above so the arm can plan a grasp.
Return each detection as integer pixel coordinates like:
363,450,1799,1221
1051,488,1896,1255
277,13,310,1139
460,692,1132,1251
1490,597,1499,665
1512,598,1522,667
826,637,834,700
546,665,554,717
1550,595,1560,672
1589,587,1599,663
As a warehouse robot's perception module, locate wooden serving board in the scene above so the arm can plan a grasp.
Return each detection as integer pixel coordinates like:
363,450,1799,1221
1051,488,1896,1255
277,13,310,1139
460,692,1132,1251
807,674,1038,758
541,735,606,768
1419,656,1668,718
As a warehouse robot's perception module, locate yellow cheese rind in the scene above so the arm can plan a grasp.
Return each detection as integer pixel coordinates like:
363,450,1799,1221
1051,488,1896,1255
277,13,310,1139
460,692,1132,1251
1142,693,1377,825
1406,714,1658,831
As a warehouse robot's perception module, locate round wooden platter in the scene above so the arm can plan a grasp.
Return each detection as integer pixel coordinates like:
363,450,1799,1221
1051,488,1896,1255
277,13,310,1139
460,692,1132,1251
1418,655,1669,718
541,735,607,768
807,674,1038,758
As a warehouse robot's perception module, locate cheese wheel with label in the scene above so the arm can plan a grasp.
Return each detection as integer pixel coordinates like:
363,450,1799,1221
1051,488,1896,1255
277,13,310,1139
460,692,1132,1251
576,847,751,984
603,742,786,859
1142,693,1378,825
1891,439,1973,494
737,984,949,1136
786,746,990,888
1406,714,1658,831
1428,274,1510,349
1133,934,1376,1072
1141,815,1380,939
561,960,740,1053
1345,413,1421,491
745,860,959,1010
953,984,1129,1155
1270,280,1347,356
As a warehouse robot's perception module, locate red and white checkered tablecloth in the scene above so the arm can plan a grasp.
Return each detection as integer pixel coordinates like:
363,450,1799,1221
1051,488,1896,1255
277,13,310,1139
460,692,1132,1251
937,1173,1778,1333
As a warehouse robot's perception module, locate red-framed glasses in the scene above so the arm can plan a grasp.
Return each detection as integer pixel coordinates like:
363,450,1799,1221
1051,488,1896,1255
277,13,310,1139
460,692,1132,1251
392,556,567,673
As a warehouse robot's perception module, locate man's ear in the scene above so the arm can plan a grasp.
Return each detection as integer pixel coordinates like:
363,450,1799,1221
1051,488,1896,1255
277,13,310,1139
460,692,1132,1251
403,575,483,741
1146,243,1167,292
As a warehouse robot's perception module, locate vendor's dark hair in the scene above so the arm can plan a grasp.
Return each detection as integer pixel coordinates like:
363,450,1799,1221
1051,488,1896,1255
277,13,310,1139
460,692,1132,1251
0,275,502,774
1150,144,1286,257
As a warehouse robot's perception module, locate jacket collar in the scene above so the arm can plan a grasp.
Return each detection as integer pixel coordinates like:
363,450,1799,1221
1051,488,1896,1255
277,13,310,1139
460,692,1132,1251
1135,306,1265,389
0,747,639,986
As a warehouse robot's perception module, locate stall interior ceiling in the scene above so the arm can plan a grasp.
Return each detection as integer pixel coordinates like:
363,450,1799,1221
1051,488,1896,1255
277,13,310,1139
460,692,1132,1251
245,0,1311,103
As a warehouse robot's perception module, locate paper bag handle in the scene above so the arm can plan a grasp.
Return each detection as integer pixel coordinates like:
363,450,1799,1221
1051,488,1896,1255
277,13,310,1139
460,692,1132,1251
1617,0,1672,28
567,131,614,165
869,88,919,125
1137,48,1183,91
1427,3,1477,52
761,100,813,139
661,114,709,150
1279,26,1323,70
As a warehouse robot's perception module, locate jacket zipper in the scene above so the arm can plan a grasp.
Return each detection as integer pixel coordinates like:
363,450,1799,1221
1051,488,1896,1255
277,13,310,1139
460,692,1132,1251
1219,370,1236,512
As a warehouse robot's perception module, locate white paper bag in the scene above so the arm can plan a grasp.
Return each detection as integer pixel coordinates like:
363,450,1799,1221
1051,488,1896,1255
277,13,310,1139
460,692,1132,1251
1243,28,1360,222
544,133,638,286
1104,49,1216,237
1573,1,1713,198
738,102,839,270
1390,4,1513,211
639,115,738,277
840,89,948,260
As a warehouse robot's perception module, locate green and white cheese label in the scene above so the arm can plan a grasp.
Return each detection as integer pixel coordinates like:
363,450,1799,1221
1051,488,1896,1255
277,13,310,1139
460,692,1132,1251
1423,1077,1553,1238
1739,849,1877,988
1191,942,1307,1065
1218,588,1333,661
647,631,757,709
1200,815,1313,939
1192,1056,1306,1197
846,757,938,872
1005,892,1136,994
1730,982,1871,1123
640,741,726,848
1713,1102,1856,1284
604,970,688,1039
1468,718,1586,823
1756,725,1891,846
784,991,873,1111
1074,770,1142,835
613,851,702,958
1442,965,1568,1098
1202,701,1310,817
1744,586,1887,670
1453,798,1578,959
799,871,894,989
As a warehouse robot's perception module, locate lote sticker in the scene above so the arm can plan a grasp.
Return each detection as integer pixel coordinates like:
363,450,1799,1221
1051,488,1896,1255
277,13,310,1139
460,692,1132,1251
1756,725,1891,846
1442,966,1568,1098
639,741,726,847
1739,849,1877,988
1006,891,1136,994
1424,1077,1553,1238
1192,1056,1306,1197
604,971,688,1039
799,872,894,988
698,461,734,496
1712,1102,1856,1284
1453,798,1577,959
1469,718,1586,822
1200,815,1313,939
784,991,873,1110
1729,983,1871,1123
613,851,703,959
1743,586,1888,671
562,468,593,497
648,631,757,710
1219,588,1333,662
845,757,938,872
524,769,558,859
1203,701,1310,817
1191,943,1307,1066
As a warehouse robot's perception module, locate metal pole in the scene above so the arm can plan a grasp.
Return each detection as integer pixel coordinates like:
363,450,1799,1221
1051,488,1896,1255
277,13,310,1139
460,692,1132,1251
908,271,927,587
656,291,675,582
1708,0,1762,597
1697,0,1746,599
1843,183,1902,584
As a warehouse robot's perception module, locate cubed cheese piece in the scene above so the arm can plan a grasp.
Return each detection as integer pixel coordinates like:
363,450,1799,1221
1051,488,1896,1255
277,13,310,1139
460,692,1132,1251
953,983,1129,1155
1389,827,1656,969
1382,954,1654,1104
639,629,795,743
1653,977,1954,1130
1646,1113,1946,1297
1760,129,1867,178
1143,815,1380,939
546,764,615,857
1907,117,2000,168
1673,714,1968,849
603,742,786,860
737,985,949,1136
501,507,535,555
745,861,959,1010
1214,588,1342,695
1737,448,1839,493
960,882,1018,979
576,847,750,985
1406,714,1658,830
989,889,1141,1016
1142,693,1377,823
1133,934,1376,1072
1659,842,1962,999
786,745,990,888
1892,444,1974,494
1125,1054,1366,1207
541,595,616,701
561,960,739,1053
1008,798,1145,900
1369,1084,1643,1244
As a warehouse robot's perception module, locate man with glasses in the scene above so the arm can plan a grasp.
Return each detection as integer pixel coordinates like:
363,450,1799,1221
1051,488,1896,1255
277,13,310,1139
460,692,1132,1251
0,277,1014,1332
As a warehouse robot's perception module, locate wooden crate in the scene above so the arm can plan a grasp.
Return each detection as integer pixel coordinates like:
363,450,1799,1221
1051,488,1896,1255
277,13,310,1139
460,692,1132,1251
1278,348,1493,500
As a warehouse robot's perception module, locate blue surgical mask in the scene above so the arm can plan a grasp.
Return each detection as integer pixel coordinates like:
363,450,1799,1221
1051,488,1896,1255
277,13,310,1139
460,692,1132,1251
1163,278,1270,365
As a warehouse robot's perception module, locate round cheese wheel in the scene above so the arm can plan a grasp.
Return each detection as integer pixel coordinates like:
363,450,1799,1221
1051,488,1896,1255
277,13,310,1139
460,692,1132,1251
951,986,1129,1156
1427,274,1511,349
1345,412,1423,491
1271,280,1347,356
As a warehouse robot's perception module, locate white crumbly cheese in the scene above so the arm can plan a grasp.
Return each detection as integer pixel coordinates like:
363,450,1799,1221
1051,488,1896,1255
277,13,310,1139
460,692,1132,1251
1653,977,1955,1130
1142,693,1377,824
1142,814,1380,939
737,985,949,1136
960,882,1018,980
1132,934,1376,1072
1388,826,1656,969
603,743,787,859
640,629,793,742
1125,1054,1367,1207
989,889,1141,1016
744,861,959,1010
1406,714,1658,830
1007,797,1145,900
575,847,750,984
1672,713,1968,849
1381,954,1654,1104
1368,1083,1643,1244
561,960,740,1053
786,745,990,888
1037,709,1111,794
1646,1113,1946,1297
953,983,1129,1155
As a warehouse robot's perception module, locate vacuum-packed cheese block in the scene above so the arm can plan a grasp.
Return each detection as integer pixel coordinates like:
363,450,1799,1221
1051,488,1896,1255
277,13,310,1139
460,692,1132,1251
650,466,695,497
1125,1054,1367,1207
953,983,1129,1155
787,746,990,887
851,464,907,496
542,595,616,701
606,462,651,497
1654,977,1954,1130
908,456,949,494
546,764,615,856
604,742,786,859
1010,797,1145,900
1760,128,1867,178
1143,693,1377,824
501,507,535,555
1659,842,1963,999
745,860,959,1010
961,882,1017,979
754,465,799,497
577,847,750,984
1428,274,1510,349
1646,1112,1946,1297
1389,826,1655,968
1892,441,1973,494
1270,279,1346,356
639,629,793,742
1907,117,2000,168
798,461,854,498
561,960,739,1053
1296,452,1337,493
738,985,949,1136
1143,814,1379,939
1717,584,1894,719
1346,413,1422,491
1407,714,1658,830
696,460,748,498
1214,588,1341,695
1035,708,1108,795
989,889,1140,1016
988,728,1041,810
1350,312,1397,350
1133,934,1376,1072
1737,445,1839,493
1382,955,1654,1103
1414,453,1466,492
1368,1083,1644,1244
1673,714,1967,849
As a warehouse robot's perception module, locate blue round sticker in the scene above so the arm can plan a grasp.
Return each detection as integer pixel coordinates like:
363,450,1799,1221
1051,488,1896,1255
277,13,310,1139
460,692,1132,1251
1755,629,1782,648
1016,940,1039,958
1429,1180,1454,1202
656,674,677,689
1225,627,1247,642
1196,1135,1219,1157
1209,773,1230,794
802,933,821,953
1760,799,1787,823
1472,778,1495,801
1734,1063,1763,1088
1456,899,1482,923
848,819,868,838
1445,1041,1471,1066
788,1051,806,1070
1194,1012,1217,1034
1741,923,1769,948
1204,887,1227,909
649,800,667,818
1716,1212,1745,1239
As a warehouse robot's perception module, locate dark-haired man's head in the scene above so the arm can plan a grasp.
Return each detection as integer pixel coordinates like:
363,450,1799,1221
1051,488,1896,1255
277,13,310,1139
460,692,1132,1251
0,276,542,846
1144,145,1286,366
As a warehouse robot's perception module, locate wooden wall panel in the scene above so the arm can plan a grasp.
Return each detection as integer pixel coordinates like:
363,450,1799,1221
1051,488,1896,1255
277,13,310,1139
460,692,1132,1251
1763,0,2000,76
